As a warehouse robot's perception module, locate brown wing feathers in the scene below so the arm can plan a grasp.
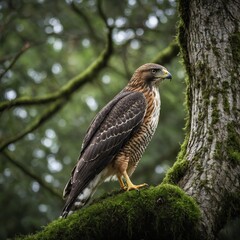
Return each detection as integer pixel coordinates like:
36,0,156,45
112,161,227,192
80,91,132,154
62,91,147,214
62,91,132,200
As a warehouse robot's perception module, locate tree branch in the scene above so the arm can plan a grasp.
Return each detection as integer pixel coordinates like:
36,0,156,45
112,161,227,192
0,99,66,152
152,39,180,65
0,42,31,81
70,2,101,42
0,23,113,112
0,0,113,156
97,0,109,29
2,151,62,199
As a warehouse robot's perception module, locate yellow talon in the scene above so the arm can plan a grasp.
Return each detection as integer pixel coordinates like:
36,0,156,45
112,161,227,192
126,183,148,191
122,171,148,191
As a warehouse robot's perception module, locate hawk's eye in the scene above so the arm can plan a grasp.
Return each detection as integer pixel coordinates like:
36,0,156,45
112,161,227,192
151,69,157,74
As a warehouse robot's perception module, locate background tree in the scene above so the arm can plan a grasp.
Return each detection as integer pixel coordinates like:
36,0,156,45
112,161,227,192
0,0,182,239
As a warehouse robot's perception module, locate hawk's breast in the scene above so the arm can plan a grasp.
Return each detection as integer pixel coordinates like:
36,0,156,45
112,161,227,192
116,86,161,175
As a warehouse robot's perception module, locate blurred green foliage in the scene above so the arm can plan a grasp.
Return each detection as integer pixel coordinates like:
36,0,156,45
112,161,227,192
0,0,185,238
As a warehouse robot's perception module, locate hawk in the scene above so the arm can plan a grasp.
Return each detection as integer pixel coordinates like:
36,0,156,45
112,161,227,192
61,63,172,217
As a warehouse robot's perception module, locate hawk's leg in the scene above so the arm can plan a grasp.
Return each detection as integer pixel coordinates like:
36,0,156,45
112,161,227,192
122,171,148,191
117,175,126,190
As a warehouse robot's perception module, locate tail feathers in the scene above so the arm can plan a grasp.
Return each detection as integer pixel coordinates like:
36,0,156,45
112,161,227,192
62,179,72,200
63,166,76,199
61,185,95,218
61,169,108,218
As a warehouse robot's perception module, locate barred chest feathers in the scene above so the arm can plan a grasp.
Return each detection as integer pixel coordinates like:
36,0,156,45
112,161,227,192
115,86,161,176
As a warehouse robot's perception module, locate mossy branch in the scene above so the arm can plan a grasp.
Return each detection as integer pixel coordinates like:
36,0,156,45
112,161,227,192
16,184,201,240
0,24,113,113
0,4,113,152
0,99,66,152
2,151,62,199
152,40,180,65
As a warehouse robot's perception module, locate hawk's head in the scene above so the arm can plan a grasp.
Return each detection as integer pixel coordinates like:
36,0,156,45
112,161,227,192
128,63,172,89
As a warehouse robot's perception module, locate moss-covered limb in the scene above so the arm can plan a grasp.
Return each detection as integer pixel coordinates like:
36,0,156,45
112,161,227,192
152,40,180,65
2,151,62,199
0,99,65,152
16,184,201,240
0,19,113,113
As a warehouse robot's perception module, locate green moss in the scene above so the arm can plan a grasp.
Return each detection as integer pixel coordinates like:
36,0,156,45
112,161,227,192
221,81,230,113
195,165,204,179
211,38,221,58
229,31,240,118
16,185,201,240
199,180,208,189
163,159,189,185
207,130,213,143
213,141,222,160
227,123,240,164
211,110,219,125
229,151,240,162
163,134,189,185
165,11,191,184
230,31,240,63
209,88,220,126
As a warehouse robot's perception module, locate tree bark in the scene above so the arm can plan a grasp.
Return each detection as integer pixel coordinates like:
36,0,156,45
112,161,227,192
177,0,240,239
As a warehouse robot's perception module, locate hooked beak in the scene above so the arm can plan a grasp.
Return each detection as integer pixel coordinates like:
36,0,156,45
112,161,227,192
162,69,172,80
155,69,172,81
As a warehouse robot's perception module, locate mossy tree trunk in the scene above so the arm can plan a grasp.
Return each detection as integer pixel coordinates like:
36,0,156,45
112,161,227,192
176,0,240,239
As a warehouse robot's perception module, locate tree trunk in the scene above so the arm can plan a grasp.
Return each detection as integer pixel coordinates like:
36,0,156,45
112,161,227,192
177,0,240,239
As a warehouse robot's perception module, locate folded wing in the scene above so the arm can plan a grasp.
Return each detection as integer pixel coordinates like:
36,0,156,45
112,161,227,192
62,91,147,214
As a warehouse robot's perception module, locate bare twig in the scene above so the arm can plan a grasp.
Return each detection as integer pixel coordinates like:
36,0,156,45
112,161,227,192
97,0,109,29
0,42,31,80
70,2,101,42
2,151,62,199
